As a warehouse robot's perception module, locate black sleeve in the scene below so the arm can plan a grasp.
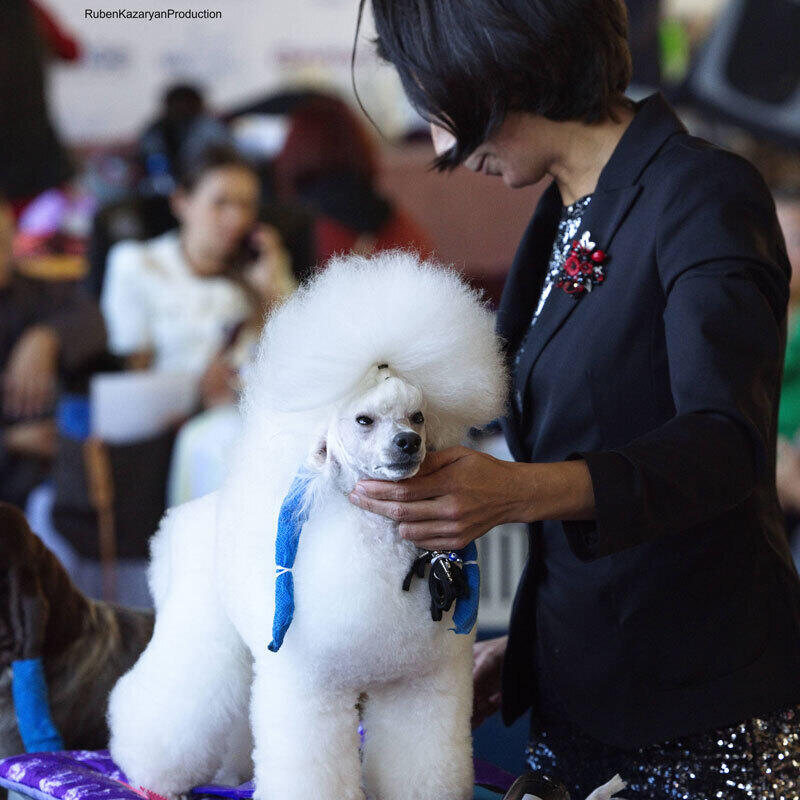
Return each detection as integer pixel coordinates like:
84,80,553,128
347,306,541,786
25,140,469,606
563,152,789,560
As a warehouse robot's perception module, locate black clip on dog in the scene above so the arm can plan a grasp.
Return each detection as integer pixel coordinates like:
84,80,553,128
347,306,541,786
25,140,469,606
402,550,470,621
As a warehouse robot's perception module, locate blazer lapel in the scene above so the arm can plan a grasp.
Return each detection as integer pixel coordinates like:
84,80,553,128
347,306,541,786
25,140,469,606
515,184,642,396
496,182,562,363
495,184,561,460
497,93,684,453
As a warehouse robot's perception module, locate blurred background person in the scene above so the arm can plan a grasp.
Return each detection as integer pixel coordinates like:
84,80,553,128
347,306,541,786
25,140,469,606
29,146,296,605
99,144,298,508
165,208,298,507
138,83,231,196
273,96,434,263
0,193,106,509
100,144,294,405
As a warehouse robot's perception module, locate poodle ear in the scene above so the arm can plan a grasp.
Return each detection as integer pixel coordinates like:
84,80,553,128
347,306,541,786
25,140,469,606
307,437,328,471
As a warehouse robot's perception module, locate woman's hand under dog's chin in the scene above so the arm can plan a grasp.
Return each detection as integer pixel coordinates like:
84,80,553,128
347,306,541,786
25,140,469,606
348,446,596,551
347,446,529,550
326,452,424,493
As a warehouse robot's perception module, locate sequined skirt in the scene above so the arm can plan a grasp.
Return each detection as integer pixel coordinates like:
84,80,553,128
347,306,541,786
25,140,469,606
525,705,800,800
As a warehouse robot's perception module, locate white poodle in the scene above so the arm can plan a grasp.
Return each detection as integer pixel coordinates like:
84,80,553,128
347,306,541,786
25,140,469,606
107,251,508,800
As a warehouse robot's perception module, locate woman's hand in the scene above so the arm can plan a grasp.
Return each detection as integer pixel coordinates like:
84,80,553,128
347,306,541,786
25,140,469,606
5,419,58,459
3,326,59,419
245,224,297,308
472,635,507,729
349,446,528,551
200,355,239,408
348,445,595,551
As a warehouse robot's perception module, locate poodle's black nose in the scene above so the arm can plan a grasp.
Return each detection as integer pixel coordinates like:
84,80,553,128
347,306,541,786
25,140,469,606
393,432,421,455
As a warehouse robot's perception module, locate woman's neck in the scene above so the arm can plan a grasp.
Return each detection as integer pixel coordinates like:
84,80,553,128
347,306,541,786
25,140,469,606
549,104,635,206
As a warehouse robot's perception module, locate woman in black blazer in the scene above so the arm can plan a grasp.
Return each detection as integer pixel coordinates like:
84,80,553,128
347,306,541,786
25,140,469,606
348,1,800,797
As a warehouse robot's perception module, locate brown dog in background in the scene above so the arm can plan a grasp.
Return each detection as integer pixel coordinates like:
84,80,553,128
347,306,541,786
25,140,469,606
0,502,153,757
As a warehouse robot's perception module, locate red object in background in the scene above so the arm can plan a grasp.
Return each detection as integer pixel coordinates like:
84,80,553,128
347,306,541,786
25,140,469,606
273,97,379,199
28,0,82,61
315,211,435,266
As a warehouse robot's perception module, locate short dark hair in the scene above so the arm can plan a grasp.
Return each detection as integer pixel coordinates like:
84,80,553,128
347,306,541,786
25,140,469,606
359,0,633,169
176,144,256,193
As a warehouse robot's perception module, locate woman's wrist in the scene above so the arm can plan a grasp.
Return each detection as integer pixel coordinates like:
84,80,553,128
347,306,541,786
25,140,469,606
508,459,595,524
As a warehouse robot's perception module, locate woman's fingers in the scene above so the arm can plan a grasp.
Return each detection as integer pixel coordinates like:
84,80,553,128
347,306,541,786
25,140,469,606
348,493,453,523
349,446,506,549
348,489,479,548
352,446,470,500
416,446,468,476
353,472,446,502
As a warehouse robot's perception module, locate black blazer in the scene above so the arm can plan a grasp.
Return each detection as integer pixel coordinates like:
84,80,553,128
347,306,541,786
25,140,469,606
497,93,800,748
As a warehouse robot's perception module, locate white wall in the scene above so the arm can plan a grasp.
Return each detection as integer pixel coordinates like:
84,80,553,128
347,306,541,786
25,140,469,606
45,0,734,145
45,0,415,143
664,0,729,16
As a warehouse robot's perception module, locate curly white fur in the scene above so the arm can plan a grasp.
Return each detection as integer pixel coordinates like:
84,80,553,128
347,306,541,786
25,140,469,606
107,251,508,800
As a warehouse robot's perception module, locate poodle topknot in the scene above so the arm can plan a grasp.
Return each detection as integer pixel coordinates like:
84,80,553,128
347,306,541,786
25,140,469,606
242,249,508,451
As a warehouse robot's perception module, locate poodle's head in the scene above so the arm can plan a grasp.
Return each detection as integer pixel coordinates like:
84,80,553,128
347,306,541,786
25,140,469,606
311,365,428,489
234,250,509,499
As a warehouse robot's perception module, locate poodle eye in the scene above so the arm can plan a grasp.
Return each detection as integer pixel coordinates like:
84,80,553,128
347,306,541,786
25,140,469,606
410,411,425,425
356,415,374,426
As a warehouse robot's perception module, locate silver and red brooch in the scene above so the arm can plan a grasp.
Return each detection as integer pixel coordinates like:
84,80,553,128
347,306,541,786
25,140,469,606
555,231,607,298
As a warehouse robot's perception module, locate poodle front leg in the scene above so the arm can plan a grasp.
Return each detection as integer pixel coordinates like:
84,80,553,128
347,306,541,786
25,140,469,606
362,660,474,800
251,657,363,800
108,597,251,797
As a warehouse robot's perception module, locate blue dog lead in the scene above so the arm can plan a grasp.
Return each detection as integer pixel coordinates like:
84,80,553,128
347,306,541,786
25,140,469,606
11,658,64,752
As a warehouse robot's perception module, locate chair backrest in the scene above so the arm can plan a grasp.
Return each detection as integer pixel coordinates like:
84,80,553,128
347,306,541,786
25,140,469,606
687,0,800,146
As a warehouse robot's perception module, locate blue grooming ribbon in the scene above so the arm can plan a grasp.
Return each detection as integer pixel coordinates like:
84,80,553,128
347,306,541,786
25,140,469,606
268,470,314,652
451,540,480,635
11,658,64,752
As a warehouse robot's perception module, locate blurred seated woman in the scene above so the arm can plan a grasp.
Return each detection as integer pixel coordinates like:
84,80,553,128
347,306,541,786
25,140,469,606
166,216,299,505
101,144,295,409
0,193,106,508
273,96,434,264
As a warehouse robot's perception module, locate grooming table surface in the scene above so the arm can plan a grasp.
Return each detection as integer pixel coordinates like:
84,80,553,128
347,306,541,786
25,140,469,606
0,750,515,800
